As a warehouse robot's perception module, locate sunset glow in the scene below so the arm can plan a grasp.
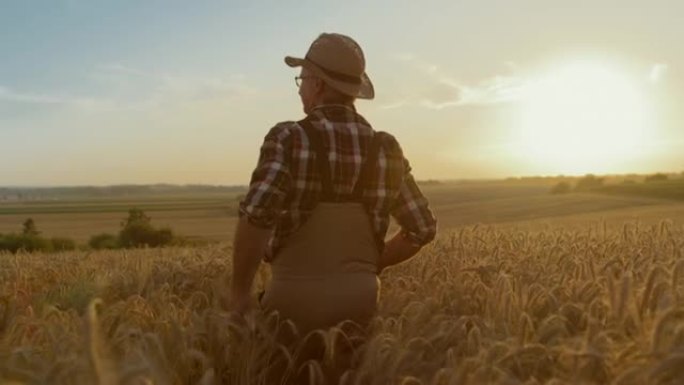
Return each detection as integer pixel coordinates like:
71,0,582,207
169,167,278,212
1,1,682,185
517,60,653,175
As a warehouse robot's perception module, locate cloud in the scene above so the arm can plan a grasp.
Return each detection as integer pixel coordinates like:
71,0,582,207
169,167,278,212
0,85,110,109
392,53,525,110
94,63,258,109
379,100,408,110
99,63,149,77
419,75,525,109
419,99,460,110
649,63,668,83
0,64,258,114
394,53,440,75
456,75,525,105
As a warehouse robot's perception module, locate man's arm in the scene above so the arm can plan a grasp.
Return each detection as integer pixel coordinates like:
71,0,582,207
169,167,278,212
229,217,272,314
228,123,292,313
377,230,422,273
381,157,437,273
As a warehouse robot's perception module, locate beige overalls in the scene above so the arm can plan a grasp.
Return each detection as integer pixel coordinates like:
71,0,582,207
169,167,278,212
259,117,383,335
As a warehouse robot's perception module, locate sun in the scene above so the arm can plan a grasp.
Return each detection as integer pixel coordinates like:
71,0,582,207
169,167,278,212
517,59,652,175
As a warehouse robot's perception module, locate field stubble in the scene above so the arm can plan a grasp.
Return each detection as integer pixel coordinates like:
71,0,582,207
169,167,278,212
1,220,684,384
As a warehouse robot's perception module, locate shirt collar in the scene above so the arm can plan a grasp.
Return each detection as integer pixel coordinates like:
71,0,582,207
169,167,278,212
312,103,356,113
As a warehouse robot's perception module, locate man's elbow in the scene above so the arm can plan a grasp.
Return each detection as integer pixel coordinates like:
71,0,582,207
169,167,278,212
418,218,438,246
238,205,277,230
237,216,274,239
403,222,437,249
419,227,437,247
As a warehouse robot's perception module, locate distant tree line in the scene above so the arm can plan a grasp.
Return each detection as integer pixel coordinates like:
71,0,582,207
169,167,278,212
0,184,246,201
550,172,675,195
644,173,669,183
0,209,183,254
0,218,76,253
89,208,178,250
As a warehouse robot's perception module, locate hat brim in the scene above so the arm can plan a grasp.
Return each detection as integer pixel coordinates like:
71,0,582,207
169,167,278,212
285,56,374,100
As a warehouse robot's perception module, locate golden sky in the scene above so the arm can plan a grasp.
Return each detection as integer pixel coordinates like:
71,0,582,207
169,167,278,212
1,0,682,185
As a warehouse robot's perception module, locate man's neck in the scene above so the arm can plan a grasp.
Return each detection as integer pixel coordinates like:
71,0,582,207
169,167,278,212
312,103,356,112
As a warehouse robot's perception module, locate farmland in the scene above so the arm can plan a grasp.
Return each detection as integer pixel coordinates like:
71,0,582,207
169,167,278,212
1,179,682,245
0,179,683,384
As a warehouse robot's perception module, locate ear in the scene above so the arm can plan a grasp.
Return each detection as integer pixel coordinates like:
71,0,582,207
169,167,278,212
314,78,326,95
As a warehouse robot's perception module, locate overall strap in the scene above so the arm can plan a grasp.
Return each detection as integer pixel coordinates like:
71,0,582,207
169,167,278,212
299,117,334,200
298,117,383,202
351,133,383,201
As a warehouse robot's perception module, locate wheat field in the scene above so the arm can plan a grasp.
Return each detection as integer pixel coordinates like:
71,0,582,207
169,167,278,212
1,220,683,384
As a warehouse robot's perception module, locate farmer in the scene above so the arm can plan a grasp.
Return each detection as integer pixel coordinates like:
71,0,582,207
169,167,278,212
229,33,437,333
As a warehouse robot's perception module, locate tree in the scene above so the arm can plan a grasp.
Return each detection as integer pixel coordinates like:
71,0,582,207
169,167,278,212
89,233,120,250
550,181,572,194
22,218,40,236
118,208,175,248
645,173,668,183
154,227,175,246
51,237,77,251
575,174,604,191
121,208,151,229
119,208,156,248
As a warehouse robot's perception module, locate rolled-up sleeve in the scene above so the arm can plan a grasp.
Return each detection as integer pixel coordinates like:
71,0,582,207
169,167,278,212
390,158,437,246
238,123,292,229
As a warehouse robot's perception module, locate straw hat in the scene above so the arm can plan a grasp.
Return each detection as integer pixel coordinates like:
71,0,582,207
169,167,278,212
285,33,374,100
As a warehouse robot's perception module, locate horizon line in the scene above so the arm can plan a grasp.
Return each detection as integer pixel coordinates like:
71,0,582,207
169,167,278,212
1,171,682,190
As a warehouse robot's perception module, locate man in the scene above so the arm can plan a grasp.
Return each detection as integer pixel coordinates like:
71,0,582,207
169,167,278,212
229,33,437,333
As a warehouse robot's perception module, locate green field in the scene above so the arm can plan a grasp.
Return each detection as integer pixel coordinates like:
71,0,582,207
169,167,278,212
0,192,242,243
0,179,682,245
597,178,684,201
0,181,684,243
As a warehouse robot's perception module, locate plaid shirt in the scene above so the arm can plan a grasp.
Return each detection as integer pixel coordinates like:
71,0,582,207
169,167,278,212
239,104,437,261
